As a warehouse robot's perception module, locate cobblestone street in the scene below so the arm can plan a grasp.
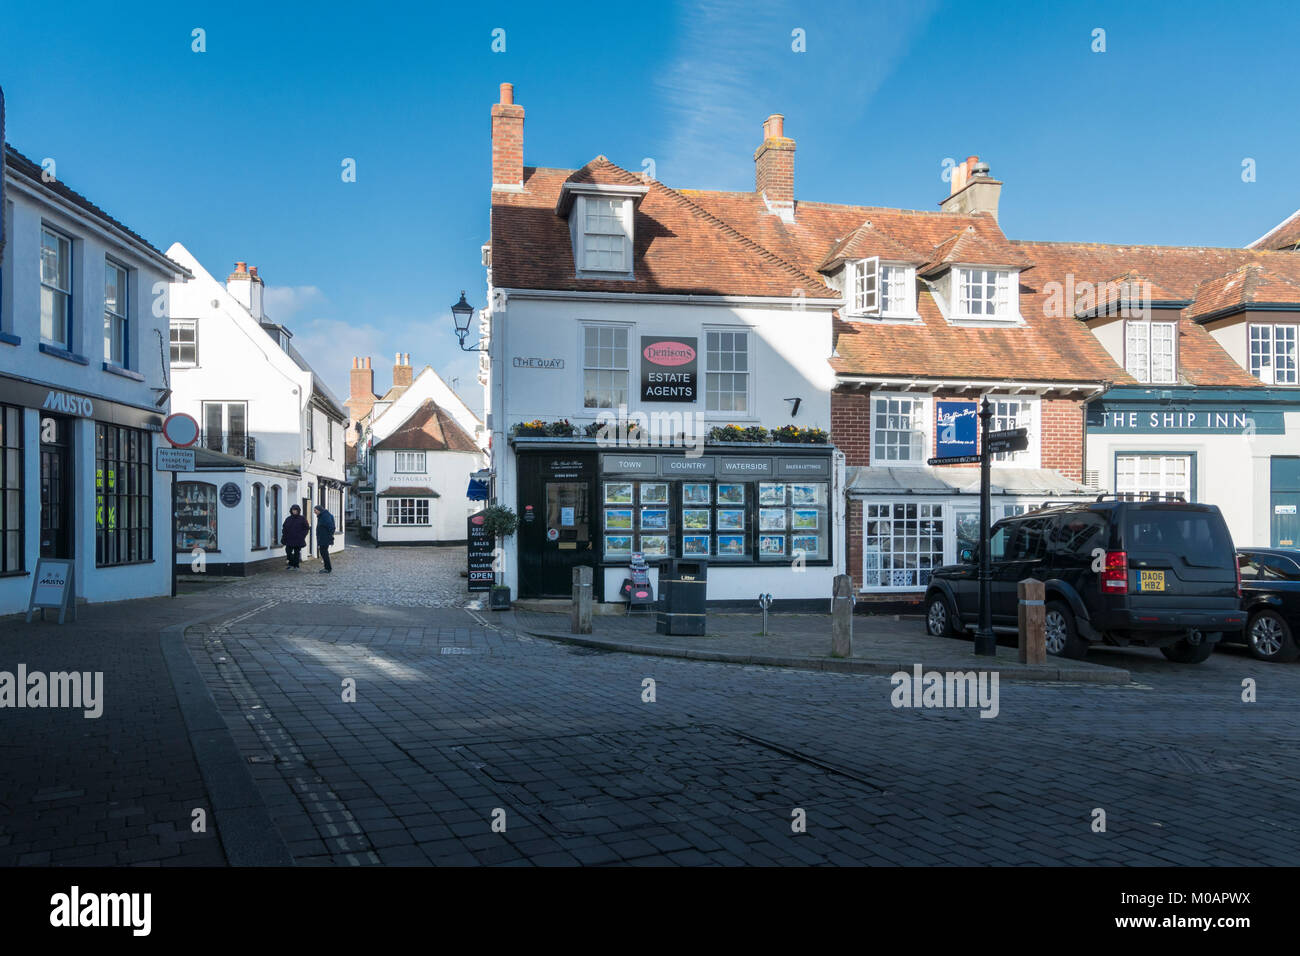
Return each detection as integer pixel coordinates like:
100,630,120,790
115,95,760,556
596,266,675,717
182,591,1300,866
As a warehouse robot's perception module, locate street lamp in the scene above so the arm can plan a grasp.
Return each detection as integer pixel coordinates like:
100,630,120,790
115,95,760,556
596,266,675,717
450,291,484,352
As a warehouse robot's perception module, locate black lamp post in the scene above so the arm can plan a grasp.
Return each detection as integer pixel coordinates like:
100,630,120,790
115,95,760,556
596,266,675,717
450,291,484,351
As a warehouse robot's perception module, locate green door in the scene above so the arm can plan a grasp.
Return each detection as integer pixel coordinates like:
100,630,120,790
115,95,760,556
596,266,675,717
1272,457,1300,548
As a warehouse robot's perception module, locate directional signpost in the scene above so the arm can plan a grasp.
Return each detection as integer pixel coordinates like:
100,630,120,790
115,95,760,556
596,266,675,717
927,402,1027,656
160,413,200,599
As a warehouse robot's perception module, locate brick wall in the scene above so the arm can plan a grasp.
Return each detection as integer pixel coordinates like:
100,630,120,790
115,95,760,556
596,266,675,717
1041,398,1085,481
830,389,871,466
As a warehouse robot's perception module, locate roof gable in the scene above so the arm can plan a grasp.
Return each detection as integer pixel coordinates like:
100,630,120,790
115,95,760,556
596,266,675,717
373,399,478,453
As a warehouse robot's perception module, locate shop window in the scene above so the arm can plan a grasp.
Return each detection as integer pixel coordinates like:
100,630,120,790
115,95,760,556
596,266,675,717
756,481,829,562
871,394,927,465
177,482,218,551
0,404,22,573
251,482,264,547
604,480,673,560
96,423,153,566
583,325,629,409
863,501,944,590
385,498,429,525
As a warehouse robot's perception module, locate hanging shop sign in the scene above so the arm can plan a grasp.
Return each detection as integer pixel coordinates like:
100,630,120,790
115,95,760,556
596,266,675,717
640,337,697,403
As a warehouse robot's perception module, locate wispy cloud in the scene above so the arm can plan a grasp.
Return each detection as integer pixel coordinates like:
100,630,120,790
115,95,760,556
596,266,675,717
654,0,939,189
263,284,327,319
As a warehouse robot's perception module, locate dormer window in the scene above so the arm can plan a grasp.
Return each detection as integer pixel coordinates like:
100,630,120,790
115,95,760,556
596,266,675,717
846,258,917,318
1125,320,1178,384
557,179,648,280
581,197,630,272
957,268,1014,318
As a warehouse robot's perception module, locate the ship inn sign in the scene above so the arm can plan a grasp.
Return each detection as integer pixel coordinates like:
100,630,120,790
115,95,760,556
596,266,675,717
1087,403,1284,435
640,336,697,402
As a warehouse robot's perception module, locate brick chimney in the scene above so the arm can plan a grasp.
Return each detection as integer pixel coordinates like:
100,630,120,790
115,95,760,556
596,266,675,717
754,113,796,205
345,357,378,444
226,261,265,319
940,155,1003,222
491,82,524,192
393,352,413,389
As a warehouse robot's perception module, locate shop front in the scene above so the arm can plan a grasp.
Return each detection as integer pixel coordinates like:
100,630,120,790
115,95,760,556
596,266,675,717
1086,386,1300,549
512,440,842,605
0,372,170,614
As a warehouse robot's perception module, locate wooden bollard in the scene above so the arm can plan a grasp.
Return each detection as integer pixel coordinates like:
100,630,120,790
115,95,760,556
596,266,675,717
571,565,593,634
831,574,854,658
1018,578,1046,664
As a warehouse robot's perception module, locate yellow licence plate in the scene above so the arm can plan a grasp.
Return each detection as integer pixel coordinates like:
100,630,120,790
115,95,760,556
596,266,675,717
1140,570,1165,592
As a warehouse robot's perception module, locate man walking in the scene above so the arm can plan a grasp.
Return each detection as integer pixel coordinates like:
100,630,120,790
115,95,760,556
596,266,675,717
313,504,336,573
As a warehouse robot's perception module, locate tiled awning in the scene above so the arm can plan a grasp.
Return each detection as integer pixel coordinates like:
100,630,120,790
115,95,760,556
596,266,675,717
376,486,441,498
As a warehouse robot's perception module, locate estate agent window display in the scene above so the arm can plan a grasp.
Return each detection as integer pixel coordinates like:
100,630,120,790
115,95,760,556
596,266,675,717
600,477,831,566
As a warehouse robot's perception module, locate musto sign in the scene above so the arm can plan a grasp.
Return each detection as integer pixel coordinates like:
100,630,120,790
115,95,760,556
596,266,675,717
640,337,697,402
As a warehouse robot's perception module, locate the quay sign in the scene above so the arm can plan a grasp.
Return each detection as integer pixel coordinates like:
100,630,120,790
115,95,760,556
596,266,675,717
1087,404,1285,435
641,336,697,403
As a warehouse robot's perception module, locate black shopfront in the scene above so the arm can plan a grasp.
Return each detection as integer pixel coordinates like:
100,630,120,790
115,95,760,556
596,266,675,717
514,441,835,600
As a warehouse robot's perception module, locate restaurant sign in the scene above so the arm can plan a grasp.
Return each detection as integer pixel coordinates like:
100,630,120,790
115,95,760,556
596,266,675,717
1087,404,1285,435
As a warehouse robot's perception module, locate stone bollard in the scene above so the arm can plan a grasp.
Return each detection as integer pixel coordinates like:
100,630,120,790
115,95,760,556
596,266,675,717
831,574,854,658
571,565,593,635
1018,578,1046,665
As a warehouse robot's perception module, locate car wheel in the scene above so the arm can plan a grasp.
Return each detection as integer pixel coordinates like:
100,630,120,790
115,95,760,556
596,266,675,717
925,593,958,638
1246,610,1299,663
1160,630,1216,663
1044,602,1088,659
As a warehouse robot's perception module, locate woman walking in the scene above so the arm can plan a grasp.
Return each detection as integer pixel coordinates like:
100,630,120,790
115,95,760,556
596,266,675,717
281,504,310,569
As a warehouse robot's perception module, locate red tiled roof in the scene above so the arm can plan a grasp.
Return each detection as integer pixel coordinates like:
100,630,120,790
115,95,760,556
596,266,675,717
1186,264,1300,321
374,399,478,453
377,486,440,498
1249,208,1300,251
819,220,926,270
919,225,1031,276
491,159,835,298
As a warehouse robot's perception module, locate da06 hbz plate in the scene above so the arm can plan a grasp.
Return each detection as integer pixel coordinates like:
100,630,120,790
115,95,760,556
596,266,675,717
1139,570,1166,591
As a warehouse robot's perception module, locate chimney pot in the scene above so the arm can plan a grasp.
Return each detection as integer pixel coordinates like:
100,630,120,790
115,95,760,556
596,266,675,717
249,265,259,278
754,113,796,206
491,81,525,191
234,261,247,273
500,82,513,105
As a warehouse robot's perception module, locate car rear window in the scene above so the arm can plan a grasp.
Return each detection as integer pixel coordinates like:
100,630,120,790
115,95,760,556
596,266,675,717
1123,509,1234,567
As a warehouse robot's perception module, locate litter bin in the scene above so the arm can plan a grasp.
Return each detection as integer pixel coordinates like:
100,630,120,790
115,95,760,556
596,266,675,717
656,558,707,635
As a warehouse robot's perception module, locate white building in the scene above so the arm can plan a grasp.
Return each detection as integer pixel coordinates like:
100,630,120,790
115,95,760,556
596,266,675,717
347,355,485,544
0,135,189,613
483,85,844,605
165,244,346,575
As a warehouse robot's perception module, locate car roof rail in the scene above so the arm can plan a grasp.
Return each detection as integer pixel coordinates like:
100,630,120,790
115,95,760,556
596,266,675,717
1094,492,1187,504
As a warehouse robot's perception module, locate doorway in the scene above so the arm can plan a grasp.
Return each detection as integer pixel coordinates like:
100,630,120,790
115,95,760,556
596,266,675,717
1271,457,1300,547
516,453,596,598
40,415,74,559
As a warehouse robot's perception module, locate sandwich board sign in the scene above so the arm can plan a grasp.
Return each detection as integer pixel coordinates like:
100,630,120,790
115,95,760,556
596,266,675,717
26,558,77,624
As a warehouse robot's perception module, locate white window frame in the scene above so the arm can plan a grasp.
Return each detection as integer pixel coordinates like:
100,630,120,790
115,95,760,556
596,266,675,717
704,328,751,415
579,196,631,274
861,499,946,592
394,451,427,474
1248,323,1298,385
870,392,930,466
170,319,198,367
1125,319,1178,384
581,323,631,409
385,497,430,526
847,257,879,315
104,258,129,367
987,397,1040,468
40,225,73,347
879,263,917,318
328,419,335,460
954,267,1016,320
1115,454,1191,501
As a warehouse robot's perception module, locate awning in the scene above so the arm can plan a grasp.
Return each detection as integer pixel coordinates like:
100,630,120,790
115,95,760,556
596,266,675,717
846,466,1095,498
377,486,440,498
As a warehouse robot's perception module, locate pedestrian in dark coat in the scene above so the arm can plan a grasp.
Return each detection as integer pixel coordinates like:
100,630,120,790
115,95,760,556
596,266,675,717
313,505,336,573
281,505,310,569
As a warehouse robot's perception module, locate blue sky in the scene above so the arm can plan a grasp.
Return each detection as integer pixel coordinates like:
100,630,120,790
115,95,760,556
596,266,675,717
4,0,1299,412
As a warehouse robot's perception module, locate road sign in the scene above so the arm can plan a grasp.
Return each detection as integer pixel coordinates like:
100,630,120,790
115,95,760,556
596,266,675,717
928,455,981,465
987,427,1028,442
987,434,1030,454
162,412,200,448
156,447,196,471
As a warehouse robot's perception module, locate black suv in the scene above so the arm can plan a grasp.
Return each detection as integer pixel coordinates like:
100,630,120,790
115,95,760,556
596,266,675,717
923,498,1245,662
